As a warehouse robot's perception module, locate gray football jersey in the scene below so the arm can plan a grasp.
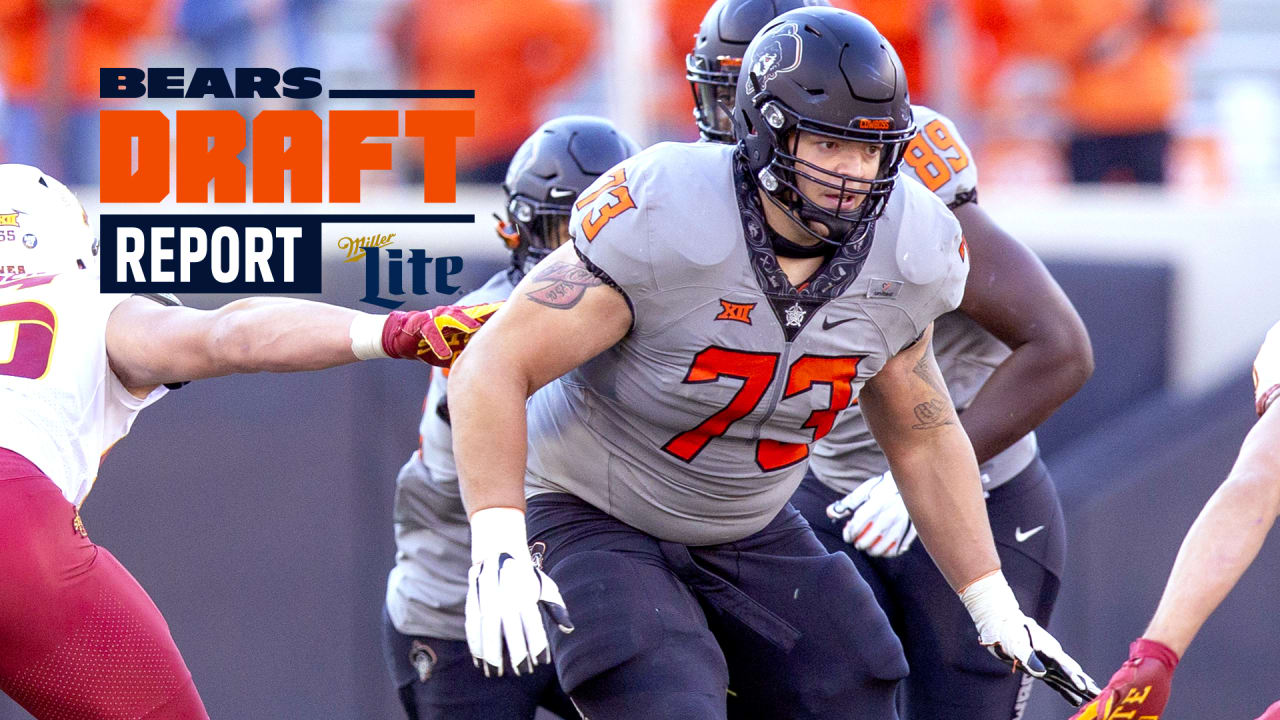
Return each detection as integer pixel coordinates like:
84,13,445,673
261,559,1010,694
808,107,1037,496
386,269,517,640
525,142,967,545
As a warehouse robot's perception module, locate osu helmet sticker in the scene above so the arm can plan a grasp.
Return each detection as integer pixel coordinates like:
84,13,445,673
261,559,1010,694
746,23,804,95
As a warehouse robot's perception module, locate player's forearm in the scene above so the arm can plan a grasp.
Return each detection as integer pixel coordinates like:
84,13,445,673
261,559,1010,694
1145,410,1280,656
891,425,1001,590
960,335,1092,463
210,297,362,373
447,348,533,515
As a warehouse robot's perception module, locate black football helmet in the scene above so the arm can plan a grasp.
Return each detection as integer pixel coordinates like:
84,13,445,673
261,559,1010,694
733,8,915,249
498,116,640,277
686,0,830,143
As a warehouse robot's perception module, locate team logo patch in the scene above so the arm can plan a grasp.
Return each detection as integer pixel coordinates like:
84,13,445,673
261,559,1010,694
747,23,803,93
0,213,19,226
867,279,903,299
716,299,756,325
21,233,36,249
408,640,438,683
784,302,807,328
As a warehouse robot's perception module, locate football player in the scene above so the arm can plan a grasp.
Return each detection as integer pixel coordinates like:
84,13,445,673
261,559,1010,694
689,0,1097,716
382,116,639,720
449,8,1095,719
0,164,495,720
1068,322,1280,720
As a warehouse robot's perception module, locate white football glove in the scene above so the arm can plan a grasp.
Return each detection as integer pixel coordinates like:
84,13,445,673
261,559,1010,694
825,471,918,557
959,570,1101,707
464,507,573,677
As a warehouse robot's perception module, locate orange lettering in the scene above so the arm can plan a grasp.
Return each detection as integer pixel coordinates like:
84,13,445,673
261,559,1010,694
405,110,474,203
176,110,245,202
252,110,323,202
99,110,169,202
329,110,398,202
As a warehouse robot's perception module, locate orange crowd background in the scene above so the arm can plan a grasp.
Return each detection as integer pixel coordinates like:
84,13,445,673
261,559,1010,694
0,0,1212,188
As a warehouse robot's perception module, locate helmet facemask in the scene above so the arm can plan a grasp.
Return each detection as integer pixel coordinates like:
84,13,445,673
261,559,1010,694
752,102,913,248
686,53,741,143
499,195,573,276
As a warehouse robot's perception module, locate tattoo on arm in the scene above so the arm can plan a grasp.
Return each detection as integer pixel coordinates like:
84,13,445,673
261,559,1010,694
526,262,602,309
911,350,956,430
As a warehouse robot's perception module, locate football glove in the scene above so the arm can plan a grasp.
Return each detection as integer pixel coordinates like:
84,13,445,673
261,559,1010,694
826,471,918,557
960,570,1100,707
464,507,573,677
350,302,502,367
1068,638,1178,720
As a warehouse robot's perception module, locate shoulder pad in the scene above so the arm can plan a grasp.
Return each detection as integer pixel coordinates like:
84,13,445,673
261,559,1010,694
893,179,965,286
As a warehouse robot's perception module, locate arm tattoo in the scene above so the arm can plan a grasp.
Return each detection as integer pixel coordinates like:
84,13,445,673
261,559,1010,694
526,261,602,309
910,351,956,430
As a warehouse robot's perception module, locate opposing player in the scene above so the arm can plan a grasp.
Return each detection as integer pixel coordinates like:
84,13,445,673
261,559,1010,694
0,164,496,720
1068,323,1280,720
449,8,1095,719
382,116,638,720
688,0,1096,715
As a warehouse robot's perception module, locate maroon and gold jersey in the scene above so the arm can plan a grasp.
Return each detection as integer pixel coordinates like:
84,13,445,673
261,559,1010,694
0,272,166,505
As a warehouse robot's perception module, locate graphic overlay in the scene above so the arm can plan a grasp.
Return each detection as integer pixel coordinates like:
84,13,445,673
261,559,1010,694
97,67,477,295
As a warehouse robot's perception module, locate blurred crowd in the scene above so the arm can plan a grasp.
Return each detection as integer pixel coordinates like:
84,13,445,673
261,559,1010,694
0,0,1215,188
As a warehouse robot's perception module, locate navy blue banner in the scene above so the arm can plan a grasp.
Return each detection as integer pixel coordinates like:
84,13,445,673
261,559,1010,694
100,214,323,293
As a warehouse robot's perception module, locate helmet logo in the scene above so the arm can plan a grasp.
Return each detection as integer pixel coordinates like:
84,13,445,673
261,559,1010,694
748,23,803,93
784,302,807,328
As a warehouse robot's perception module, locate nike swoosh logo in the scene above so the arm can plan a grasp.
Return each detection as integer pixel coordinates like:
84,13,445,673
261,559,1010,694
822,316,857,331
1014,525,1045,543
549,188,576,198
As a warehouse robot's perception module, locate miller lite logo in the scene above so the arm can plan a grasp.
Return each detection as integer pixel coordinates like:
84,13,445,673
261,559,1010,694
337,232,396,263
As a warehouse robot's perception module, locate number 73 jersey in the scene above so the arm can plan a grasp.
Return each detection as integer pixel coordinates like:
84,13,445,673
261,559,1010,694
524,142,967,545
0,272,166,506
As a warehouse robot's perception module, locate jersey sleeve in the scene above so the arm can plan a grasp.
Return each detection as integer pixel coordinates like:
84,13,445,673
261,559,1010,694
904,105,979,209
570,152,657,309
1254,321,1280,416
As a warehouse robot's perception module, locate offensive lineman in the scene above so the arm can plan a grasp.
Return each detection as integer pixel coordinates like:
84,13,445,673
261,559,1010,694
450,9,1095,719
0,164,495,720
382,116,638,720
688,0,1096,715
1068,323,1280,720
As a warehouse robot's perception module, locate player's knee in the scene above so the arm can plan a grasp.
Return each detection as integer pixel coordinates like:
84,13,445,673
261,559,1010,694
548,550,725,695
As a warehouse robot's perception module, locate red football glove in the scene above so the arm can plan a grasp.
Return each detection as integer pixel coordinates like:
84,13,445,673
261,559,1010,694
381,302,502,367
1069,638,1178,720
